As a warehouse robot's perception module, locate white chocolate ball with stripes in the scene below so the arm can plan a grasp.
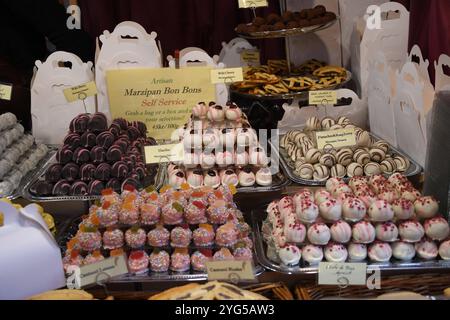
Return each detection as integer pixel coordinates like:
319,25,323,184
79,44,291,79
319,153,336,167
324,243,348,262
372,140,389,153
329,124,343,131
347,162,364,177
331,220,352,243
305,148,321,164
296,163,314,180
321,117,336,130
337,116,351,126
294,158,306,169
364,162,381,176
353,149,371,165
369,148,386,163
368,242,392,262
336,148,353,166
330,164,346,178
355,130,371,147
305,117,321,131
414,196,439,219
313,164,330,181
393,155,410,172
380,158,397,174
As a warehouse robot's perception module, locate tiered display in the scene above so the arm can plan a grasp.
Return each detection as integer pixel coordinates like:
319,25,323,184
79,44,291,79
28,113,158,198
61,185,254,276
168,102,283,190
257,174,450,269
279,116,417,184
0,113,49,198
232,61,349,97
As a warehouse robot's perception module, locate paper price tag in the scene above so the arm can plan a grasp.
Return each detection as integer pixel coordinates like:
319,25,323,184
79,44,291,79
316,128,357,150
318,262,367,286
211,68,244,84
63,81,98,103
238,0,268,8
309,90,338,105
78,254,128,288
206,260,255,282
0,83,13,101
241,50,261,66
144,143,184,164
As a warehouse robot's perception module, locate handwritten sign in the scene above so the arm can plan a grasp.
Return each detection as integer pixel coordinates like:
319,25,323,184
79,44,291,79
106,67,215,140
63,81,98,103
206,260,255,282
316,128,357,150
318,262,367,286
78,254,128,288
0,83,13,101
144,143,184,164
309,90,338,105
211,68,244,84
238,0,268,8
241,50,261,67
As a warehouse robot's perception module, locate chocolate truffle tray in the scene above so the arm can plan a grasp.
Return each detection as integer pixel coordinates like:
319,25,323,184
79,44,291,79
250,204,450,275
22,154,165,202
56,216,264,283
275,134,422,187
235,16,339,40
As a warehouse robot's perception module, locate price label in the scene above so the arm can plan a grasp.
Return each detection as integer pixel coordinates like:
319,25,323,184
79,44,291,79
238,0,268,8
211,68,244,84
0,83,13,101
206,260,255,282
74,254,128,288
241,50,261,66
63,81,98,103
144,143,184,164
316,128,356,150
318,262,367,286
309,90,338,105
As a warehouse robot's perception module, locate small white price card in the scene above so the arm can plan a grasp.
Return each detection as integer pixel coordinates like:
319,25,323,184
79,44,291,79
318,262,367,286
206,260,255,282
309,90,338,105
211,68,244,84
241,49,261,66
144,143,184,164
63,81,98,102
78,254,128,288
238,0,268,8
0,83,13,101
315,128,357,150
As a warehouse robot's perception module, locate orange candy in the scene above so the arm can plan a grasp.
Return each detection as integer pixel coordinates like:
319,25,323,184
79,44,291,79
160,185,172,193
110,249,124,257
181,183,191,191
149,194,158,201
101,189,114,196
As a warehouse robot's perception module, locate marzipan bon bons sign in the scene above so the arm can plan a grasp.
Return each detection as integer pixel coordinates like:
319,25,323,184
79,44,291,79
106,67,215,140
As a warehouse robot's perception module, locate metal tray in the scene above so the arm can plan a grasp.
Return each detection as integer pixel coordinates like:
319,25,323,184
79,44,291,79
3,147,58,200
231,71,352,101
276,133,422,186
251,205,450,275
57,216,264,283
22,153,166,202
236,17,339,40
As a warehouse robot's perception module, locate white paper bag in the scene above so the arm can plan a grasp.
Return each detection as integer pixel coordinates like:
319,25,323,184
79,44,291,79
219,38,258,68
0,201,66,300
31,51,95,144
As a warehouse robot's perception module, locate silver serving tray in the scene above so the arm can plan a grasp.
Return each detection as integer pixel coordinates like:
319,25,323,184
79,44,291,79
231,71,352,101
57,216,264,283
22,152,166,202
276,133,422,186
236,17,339,40
251,206,450,275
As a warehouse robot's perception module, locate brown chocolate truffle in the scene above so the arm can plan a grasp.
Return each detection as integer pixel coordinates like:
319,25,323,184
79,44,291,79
273,21,286,30
323,12,337,22
267,13,281,24
298,19,309,27
305,9,316,20
282,11,294,23
298,10,308,19
253,16,266,26
314,5,327,16
247,25,259,33
286,20,300,29
236,23,248,33
258,24,273,32
310,18,323,26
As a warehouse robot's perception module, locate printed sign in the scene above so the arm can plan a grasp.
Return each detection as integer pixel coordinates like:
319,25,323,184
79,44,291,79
238,0,268,8
211,68,244,84
318,262,367,286
106,67,215,140
0,83,13,101
78,254,128,288
309,90,338,105
63,81,98,102
241,50,261,66
206,260,255,282
144,143,184,164
316,128,357,150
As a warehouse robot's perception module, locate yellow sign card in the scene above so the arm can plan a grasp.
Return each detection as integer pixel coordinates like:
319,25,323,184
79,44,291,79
0,83,13,101
241,50,261,66
309,90,338,105
238,0,268,8
316,128,357,150
211,68,244,84
106,67,215,141
144,143,184,164
63,81,98,103
318,262,367,286
206,260,255,282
